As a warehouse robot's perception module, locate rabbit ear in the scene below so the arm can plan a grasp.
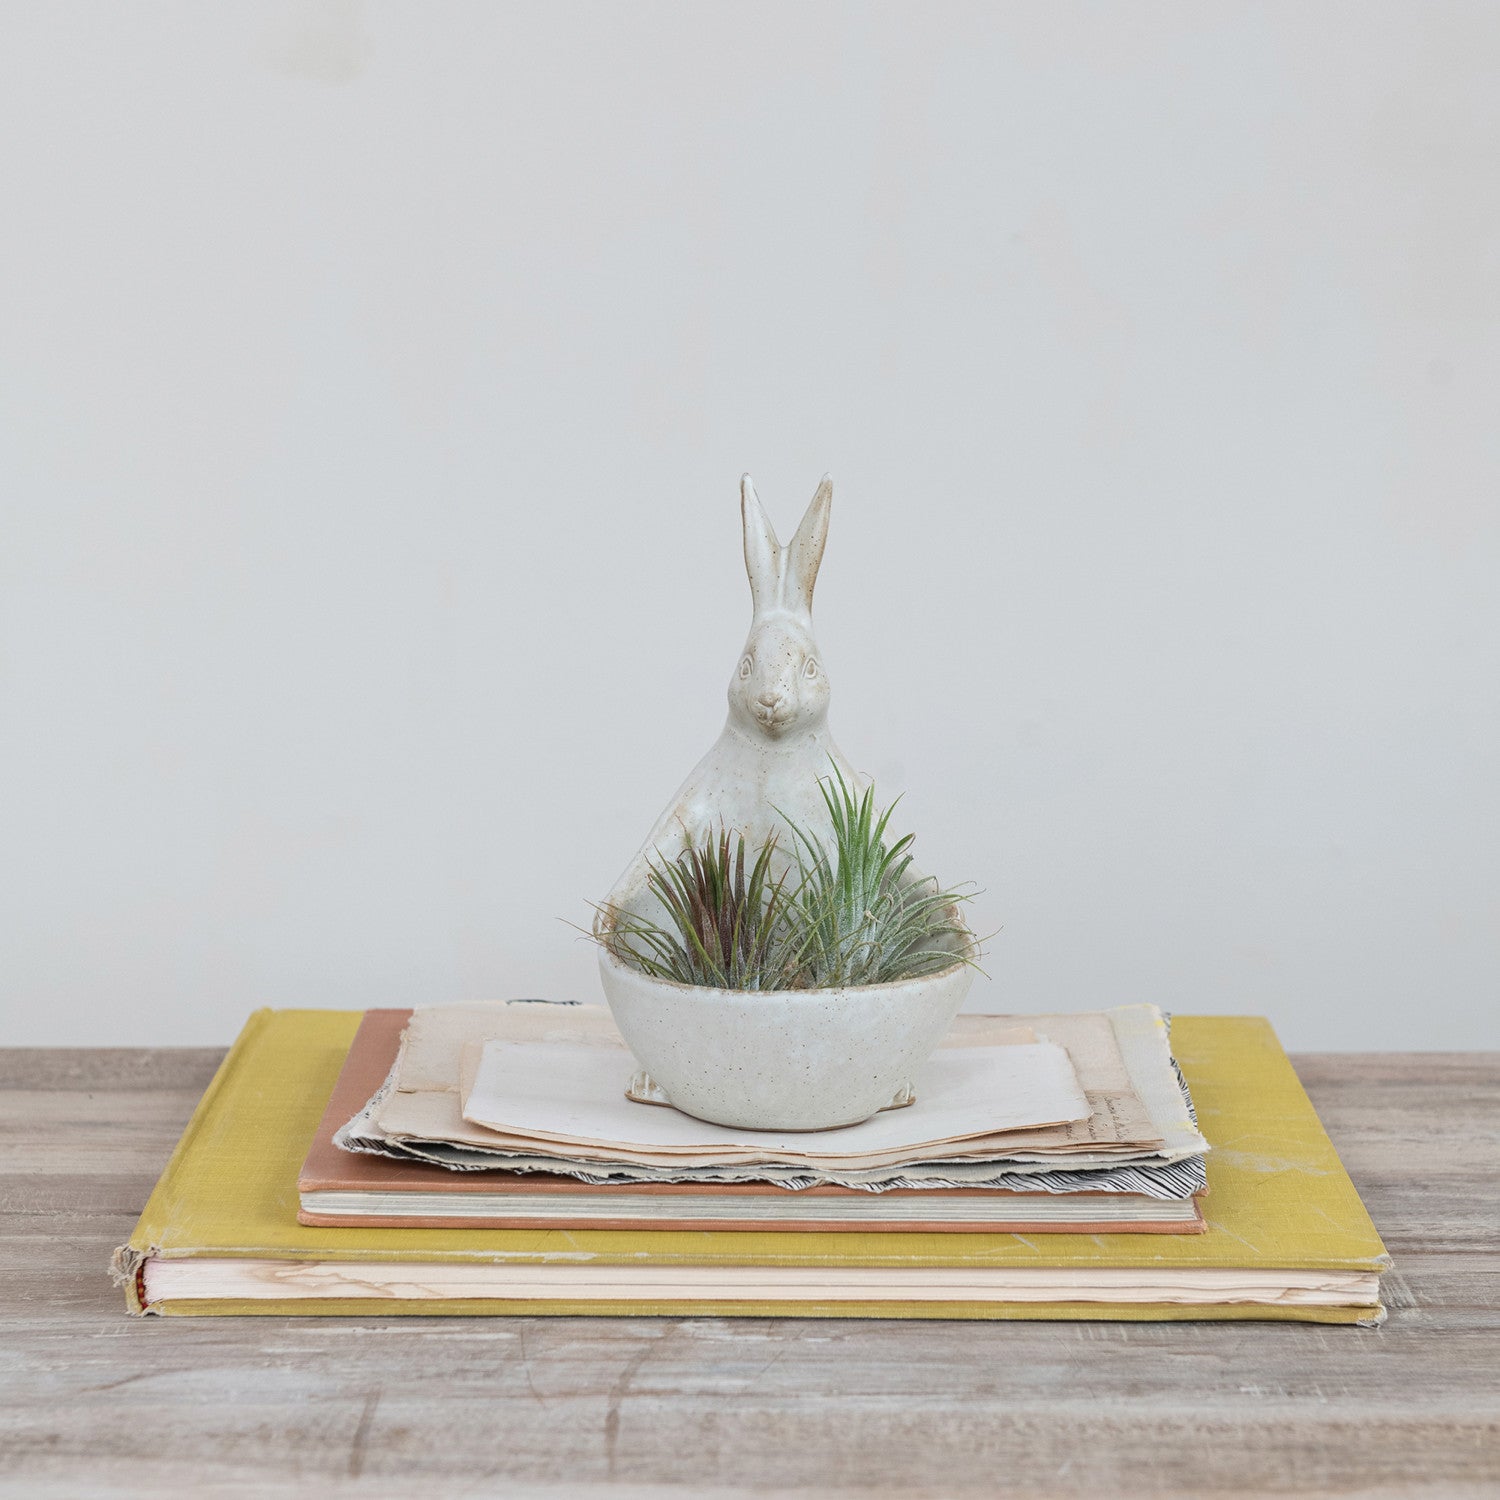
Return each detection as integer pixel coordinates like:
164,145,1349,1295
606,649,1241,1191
740,474,784,616
784,474,832,618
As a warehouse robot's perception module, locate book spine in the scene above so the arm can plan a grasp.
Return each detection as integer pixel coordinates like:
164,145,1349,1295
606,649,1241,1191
110,1008,276,1315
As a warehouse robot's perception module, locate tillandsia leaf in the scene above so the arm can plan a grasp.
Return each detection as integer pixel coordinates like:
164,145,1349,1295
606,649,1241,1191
778,762,980,988
596,826,808,990
586,768,982,991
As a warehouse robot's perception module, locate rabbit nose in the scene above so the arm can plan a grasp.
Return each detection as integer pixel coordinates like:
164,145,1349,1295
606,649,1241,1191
757,690,781,708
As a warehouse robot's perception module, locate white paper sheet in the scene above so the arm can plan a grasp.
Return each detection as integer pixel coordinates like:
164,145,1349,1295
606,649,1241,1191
461,1040,1090,1164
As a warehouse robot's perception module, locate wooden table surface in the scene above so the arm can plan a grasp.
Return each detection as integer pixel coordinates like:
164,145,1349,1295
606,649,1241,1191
1,1048,1496,1499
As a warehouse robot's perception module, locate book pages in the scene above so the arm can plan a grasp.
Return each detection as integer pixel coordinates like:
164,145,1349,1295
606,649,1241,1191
368,1004,1159,1155
142,1257,1381,1310
337,1001,1208,1195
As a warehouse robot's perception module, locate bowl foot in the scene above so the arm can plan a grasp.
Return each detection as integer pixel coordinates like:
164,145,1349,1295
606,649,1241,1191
625,1070,916,1115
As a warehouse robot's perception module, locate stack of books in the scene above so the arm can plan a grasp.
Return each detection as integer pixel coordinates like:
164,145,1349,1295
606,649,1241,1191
114,1002,1390,1323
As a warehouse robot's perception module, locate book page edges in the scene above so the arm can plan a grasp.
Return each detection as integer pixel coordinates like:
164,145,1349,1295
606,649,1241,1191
137,1292,1385,1325
294,1209,1207,1234
144,1257,1374,1301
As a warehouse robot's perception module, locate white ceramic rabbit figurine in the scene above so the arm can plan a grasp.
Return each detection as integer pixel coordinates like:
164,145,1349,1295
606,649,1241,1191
603,473,863,917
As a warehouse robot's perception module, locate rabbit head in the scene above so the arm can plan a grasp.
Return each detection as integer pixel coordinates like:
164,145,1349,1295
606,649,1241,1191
727,474,833,742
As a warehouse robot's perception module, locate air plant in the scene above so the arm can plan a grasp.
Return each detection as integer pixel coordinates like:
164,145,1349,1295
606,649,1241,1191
598,827,806,990
593,767,978,991
781,764,976,988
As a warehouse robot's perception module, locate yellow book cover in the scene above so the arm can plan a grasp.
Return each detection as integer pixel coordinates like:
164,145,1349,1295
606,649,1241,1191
113,1010,1389,1322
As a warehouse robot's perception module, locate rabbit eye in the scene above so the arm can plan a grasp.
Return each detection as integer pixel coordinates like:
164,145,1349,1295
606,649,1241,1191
804,658,819,679
738,656,753,679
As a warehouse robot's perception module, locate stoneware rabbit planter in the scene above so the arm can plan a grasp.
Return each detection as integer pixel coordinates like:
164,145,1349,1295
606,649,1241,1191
596,475,974,1131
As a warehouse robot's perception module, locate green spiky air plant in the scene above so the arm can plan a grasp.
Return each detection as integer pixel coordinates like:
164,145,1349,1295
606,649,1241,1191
601,828,805,990
780,764,975,988
595,767,979,992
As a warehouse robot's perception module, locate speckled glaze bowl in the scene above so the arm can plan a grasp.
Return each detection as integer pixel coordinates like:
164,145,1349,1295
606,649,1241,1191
596,938,975,1131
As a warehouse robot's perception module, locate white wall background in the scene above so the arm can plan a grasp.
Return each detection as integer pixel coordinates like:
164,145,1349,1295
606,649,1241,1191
2,2,1496,1050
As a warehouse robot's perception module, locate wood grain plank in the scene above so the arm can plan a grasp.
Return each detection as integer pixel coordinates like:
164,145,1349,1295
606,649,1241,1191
2,1309,1498,1496
0,1046,1496,1499
0,1047,226,1092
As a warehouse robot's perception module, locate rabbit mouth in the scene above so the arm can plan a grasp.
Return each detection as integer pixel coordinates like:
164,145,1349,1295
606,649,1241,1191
756,708,793,732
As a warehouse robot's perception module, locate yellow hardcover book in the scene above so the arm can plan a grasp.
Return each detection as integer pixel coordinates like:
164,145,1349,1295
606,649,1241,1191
113,1010,1390,1322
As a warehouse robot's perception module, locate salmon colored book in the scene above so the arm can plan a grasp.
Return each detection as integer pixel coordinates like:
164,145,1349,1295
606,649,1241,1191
296,1010,1207,1235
